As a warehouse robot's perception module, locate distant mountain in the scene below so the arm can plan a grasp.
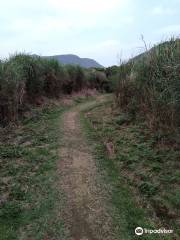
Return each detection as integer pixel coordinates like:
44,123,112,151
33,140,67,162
130,38,180,63
33,54,103,68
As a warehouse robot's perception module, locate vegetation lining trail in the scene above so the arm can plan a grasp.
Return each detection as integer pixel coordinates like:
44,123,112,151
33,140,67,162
0,104,68,239
58,95,116,240
82,97,179,240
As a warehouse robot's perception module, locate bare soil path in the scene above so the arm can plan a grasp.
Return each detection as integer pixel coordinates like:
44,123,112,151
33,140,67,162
58,96,116,240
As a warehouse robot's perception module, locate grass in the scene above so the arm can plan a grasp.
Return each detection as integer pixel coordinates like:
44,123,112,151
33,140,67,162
0,92,179,239
81,99,178,239
115,38,180,130
0,104,68,240
0,53,109,125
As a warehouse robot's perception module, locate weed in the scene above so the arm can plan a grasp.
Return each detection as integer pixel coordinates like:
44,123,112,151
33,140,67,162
0,105,68,239
82,98,179,239
114,38,180,131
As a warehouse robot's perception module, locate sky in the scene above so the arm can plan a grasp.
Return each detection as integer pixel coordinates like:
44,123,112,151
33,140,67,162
0,0,180,66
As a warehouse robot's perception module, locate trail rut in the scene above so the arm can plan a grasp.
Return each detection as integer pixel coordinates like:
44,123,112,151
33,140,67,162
58,98,116,240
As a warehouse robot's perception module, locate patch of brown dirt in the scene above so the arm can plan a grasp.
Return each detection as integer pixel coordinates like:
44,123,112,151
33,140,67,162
58,97,116,240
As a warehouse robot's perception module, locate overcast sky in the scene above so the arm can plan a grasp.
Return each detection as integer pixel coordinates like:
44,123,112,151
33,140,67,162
0,0,179,66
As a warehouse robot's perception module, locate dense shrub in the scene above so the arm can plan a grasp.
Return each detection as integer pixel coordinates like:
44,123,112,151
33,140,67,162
86,69,111,92
0,55,27,123
64,65,85,94
105,65,119,78
115,38,180,130
0,53,108,125
42,59,63,97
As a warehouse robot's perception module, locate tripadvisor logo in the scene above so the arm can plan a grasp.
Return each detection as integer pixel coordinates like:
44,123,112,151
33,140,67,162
135,227,173,236
135,227,143,236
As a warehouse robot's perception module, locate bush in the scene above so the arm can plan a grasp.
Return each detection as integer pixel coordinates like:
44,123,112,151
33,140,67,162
0,55,27,123
0,53,108,125
42,59,63,98
115,38,180,130
63,65,86,94
86,69,110,92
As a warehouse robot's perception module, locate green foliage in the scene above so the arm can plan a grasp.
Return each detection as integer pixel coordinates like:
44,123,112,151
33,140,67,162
83,99,180,238
0,105,67,239
0,53,109,125
105,65,119,77
82,104,166,240
9,54,44,97
139,182,158,196
114,113,131,125
64,65,85,93
169,189,180,208
86,69,111,92
115,38,180,131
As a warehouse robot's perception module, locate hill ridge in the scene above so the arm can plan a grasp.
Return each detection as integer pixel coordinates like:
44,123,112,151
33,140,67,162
33,54,103,68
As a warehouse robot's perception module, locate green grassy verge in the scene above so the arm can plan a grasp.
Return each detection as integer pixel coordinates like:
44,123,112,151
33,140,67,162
0,105,68,240
81,100,178,240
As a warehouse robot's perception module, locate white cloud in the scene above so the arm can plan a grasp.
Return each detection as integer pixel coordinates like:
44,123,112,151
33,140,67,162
0,0,133,38
158,24,180,35
77,39,141,66
100,40,120,47
0,0,180,66
48,0,126,13
0,0,134,54
11,17,72,33
152,6,177,15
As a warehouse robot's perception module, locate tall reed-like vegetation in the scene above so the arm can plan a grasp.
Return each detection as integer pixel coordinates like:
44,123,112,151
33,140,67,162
115,38,180,131
0,53,108,125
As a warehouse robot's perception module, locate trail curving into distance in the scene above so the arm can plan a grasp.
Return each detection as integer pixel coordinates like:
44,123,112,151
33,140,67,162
58,96,116,240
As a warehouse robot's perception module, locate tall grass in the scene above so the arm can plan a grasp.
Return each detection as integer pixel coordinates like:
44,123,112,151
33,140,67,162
0,53,108,125
115,38,180,131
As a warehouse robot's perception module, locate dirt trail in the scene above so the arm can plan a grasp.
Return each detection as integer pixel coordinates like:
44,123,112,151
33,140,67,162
58,96,116,240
